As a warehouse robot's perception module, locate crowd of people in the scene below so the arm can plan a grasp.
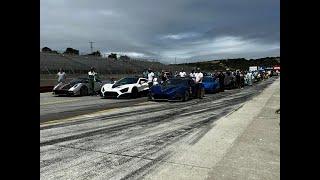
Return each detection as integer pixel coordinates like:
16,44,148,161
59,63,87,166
142,67,275,92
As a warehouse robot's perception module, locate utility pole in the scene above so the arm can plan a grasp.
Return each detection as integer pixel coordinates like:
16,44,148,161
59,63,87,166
89,41,95,53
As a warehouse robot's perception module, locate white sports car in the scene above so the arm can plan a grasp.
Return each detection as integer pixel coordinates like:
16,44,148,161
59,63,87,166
101,77,149,98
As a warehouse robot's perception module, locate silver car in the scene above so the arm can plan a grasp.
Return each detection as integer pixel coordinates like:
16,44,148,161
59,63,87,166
52,77,103,96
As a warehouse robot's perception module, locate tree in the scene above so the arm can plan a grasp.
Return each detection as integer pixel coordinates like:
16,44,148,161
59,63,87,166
63,47,79,55
108,53,117,60
42,47,52,52
119,55,130,61
87,51,102,57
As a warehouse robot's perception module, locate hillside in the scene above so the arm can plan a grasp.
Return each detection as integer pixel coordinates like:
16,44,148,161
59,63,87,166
40,52,279,75
40,52,192,75
174,57,280,71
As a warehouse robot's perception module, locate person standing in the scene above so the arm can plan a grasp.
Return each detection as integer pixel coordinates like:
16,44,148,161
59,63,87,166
179,68,187,78
194,68,204,99
224,71,231,89
217,71,225,92
236,71,241,89
240,71,245,88
174,71,179,77
147,68,155,88
88,67,97,95
142,69,148,78
189,69,196,81
246,71,253,86
57,68,66,84
160,70,167,84
213,71,218,78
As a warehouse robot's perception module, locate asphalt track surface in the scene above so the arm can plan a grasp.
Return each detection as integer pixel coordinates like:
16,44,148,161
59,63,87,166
40,77,278,180
40,94,148,123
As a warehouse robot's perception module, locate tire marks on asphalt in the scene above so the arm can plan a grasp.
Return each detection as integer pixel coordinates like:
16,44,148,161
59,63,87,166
40,78,277,179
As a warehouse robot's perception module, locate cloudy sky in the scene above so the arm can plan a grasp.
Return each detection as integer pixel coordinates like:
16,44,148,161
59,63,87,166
40,0,279,64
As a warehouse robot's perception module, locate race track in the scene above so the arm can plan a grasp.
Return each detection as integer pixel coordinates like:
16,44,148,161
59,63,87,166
40,93,148,123
40,78,277,180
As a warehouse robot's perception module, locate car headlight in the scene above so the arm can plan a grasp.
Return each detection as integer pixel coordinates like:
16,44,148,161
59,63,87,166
120,87,129,93
102,87,105,92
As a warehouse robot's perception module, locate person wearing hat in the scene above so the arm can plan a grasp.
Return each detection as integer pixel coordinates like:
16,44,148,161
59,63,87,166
194,67,204,98
88,67,97,95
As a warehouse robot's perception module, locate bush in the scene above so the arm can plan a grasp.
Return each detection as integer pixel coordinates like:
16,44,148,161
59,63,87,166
64,48,79,55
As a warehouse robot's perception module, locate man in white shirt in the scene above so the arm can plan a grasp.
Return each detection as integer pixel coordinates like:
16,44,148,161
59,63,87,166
189,69,196,81
179,68,187,77
246,71,253,86
194,68,204,98
147,68,155,88
88,67,97,95
57,68,66,83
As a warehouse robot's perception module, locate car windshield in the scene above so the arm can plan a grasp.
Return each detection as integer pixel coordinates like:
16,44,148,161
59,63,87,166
203,77,213,82
115,77,139,85
165,78,186,86
70,78,88,84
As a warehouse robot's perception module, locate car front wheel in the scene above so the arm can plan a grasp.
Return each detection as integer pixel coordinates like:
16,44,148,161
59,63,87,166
80,86,88,96
182,90,190,101
131,87,138,98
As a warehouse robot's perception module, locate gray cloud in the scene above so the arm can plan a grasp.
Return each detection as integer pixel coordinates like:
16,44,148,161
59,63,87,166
40,0,279,63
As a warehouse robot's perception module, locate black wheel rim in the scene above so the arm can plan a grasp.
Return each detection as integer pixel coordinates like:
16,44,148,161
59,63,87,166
81,87,87,96
132,89,138,98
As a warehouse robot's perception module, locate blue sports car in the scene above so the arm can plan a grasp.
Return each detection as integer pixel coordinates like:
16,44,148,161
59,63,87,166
149,78,204,101
202,76,220,93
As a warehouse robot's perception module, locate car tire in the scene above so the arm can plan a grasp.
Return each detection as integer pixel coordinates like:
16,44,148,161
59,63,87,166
131,87,138,98
80,86,88,96
182,91,190,101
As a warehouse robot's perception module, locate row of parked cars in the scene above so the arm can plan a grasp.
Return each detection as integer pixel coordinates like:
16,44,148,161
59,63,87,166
52,75,222,102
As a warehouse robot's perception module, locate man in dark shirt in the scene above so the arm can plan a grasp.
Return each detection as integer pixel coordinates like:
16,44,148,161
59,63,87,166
160,70,167,84
236,71,241,89
218,71,225,92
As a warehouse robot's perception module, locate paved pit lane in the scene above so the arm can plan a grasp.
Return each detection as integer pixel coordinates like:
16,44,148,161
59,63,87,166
40,77,278,180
